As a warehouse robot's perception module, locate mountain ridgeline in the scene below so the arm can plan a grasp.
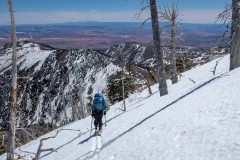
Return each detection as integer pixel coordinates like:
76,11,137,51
0,41,220,129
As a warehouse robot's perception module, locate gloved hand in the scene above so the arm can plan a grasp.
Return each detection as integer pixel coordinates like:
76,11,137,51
103,111,106,115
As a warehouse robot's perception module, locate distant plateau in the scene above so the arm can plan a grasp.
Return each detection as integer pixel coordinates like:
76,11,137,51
0,22,228,49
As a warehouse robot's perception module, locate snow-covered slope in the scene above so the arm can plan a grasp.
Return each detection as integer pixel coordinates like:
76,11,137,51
0,41,215,128
0,41,155,128
1,54,239,160
0,41,127,128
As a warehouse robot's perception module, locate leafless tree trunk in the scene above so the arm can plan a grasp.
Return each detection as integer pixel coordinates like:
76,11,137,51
70,94,77,121
149,0,168,96
63,96,68,124
7,0,17,159
78,91,86,118
170,15,178,84
211,56,224,75
73,62,87,117
160,3,179,84
122,76,126,111
34,131,58,160
209,47,214,61
145,78,152,94
145,67,158,94
230,0,240,70
48,97,54,127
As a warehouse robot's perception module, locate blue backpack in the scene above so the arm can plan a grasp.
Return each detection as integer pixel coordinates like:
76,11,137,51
92,93,106,112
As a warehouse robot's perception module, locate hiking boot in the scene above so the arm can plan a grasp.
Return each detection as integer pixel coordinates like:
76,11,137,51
93,131,98,136
98,129,102,135
92,128,98,136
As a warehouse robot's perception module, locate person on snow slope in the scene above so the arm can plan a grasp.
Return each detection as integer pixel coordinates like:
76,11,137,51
91,93,107,135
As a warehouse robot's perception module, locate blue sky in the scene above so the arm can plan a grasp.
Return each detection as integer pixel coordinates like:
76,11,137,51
0,0,230,25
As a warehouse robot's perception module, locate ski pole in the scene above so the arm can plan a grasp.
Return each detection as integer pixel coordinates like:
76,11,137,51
90,116,93,136
104,114,107,126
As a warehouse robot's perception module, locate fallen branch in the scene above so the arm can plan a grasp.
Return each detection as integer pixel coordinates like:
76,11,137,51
16,128,36,140
189,78,196,84
18,147,36,155
34,131,59,160
34,127,82,160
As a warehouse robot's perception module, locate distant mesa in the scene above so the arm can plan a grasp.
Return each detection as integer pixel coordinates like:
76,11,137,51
0,22,226,49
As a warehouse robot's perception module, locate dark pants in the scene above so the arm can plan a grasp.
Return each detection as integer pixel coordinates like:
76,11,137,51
93,110,103,130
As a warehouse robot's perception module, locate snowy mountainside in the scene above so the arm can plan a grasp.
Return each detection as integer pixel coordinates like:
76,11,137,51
104,41,216,70
1,54,239,160
0,41,117,128
104,42,155,67
0,41,158,128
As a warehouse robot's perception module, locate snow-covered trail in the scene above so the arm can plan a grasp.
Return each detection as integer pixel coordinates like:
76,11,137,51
72,135,102,160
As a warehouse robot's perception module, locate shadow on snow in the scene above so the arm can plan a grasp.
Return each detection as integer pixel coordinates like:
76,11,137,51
42,73,227,159
101,73,227,150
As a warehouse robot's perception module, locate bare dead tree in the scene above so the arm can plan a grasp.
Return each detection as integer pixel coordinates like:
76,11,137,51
133,0,151,31
63,96,69,124
36,129,79,160
159,2,180,84
217,1,240,70
0,132,7,154
208,47,214,61
134,0,168,96
35,128,81,160
14,128,81,160
65,89,80,122
78,90,86,118
121,72,126,111
217,0,232,48
220,26,231,48
7,0,18,159
230,0,240,70
210,56,224,75
217,3,232,24
34,133,58,160
149,0,168,96
69,92,77,121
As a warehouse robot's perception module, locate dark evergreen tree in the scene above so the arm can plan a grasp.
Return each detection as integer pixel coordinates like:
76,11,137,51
107,71,136,104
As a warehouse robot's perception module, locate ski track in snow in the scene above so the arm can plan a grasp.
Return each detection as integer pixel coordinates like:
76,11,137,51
75,136,102,160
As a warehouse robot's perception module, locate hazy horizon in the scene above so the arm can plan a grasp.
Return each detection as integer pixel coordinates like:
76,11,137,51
0,0,230,25
0,21,228,27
